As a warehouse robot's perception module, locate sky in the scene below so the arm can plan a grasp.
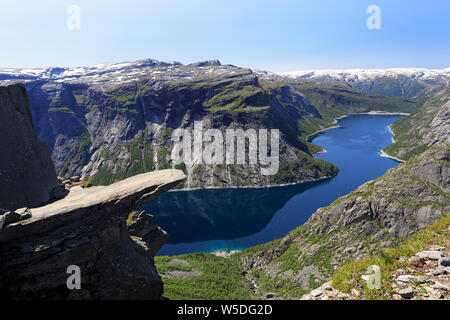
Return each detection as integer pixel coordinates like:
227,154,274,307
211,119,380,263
0,0,449,71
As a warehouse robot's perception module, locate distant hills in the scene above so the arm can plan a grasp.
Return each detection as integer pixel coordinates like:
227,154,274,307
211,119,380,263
276,67,450,98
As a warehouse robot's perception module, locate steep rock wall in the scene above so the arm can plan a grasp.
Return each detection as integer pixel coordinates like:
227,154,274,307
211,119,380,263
0,84,59,210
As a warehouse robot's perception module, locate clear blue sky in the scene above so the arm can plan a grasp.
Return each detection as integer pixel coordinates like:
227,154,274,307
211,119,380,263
1,0,449,71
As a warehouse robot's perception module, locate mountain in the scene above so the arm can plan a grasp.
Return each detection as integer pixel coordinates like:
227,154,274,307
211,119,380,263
0,58,182,84
384,88,450,161
0,59,420,189
276,68,450,98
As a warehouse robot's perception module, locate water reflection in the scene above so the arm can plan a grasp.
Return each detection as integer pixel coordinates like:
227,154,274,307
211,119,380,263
141,114,403,255
141,179,328,243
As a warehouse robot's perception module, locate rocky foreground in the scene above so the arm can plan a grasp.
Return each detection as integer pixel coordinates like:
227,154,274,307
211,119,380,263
302,243,450,300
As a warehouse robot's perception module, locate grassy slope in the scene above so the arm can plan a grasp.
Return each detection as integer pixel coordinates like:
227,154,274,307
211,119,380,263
155,253,253,300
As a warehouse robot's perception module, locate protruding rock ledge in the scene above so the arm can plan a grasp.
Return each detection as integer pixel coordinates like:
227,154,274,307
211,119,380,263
0,169,186,241
0,169,186,300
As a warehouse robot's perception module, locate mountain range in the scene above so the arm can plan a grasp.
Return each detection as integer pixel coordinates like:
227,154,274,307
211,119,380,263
0,58,429,189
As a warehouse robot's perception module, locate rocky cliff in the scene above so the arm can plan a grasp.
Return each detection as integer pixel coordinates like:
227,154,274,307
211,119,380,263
0,170,185,299
0,84,60,210
21,61,336,189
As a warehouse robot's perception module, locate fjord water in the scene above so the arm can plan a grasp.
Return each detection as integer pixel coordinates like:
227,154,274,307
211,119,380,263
143,114,404,255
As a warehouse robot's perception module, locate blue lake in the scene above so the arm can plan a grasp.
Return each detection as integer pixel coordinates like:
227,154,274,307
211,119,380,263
142,114,404,256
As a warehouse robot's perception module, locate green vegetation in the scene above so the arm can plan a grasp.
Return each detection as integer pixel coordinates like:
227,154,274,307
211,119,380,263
155,253,253,300
90,136,154,185
332,215,450,299
58,131,91,178
104,87,137,107
48,107,75,115
157,146,171,169
193,164,202,175
384,88,450,161
205,83,270,112
272,149,338,184
297,83,419,115
174,162,187,175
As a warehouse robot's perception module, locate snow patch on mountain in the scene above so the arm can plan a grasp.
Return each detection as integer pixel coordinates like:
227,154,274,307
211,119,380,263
277,68,450,84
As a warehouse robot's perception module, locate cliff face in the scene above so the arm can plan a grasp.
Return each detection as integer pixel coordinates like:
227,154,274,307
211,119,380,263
0,84,59,210
1,59,422,189
21,63,336,189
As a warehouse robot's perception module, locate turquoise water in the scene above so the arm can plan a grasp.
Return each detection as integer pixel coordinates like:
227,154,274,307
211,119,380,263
142,114,404,255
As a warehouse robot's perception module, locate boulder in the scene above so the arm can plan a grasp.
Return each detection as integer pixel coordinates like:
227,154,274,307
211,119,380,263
416,251,443,260
310,289,323,297
398,287,415,299
439,257,450,267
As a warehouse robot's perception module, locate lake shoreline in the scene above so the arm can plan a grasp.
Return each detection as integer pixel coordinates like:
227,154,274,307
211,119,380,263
379,149,406,163
169,174,334,193
379,123,406,163
306,111,410,143
154,114,407,256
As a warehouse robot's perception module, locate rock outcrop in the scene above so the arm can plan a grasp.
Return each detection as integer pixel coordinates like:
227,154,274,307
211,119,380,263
0,170,185,299
0,83,186,299
0,84,60,210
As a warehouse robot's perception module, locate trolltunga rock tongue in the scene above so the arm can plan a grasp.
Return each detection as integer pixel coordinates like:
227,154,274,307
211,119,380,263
0,169,185,299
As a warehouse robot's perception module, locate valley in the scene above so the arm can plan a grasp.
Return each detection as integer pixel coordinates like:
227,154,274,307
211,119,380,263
0,59,448,300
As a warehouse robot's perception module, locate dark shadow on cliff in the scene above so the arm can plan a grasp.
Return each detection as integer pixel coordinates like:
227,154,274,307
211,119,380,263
141,178,330,243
